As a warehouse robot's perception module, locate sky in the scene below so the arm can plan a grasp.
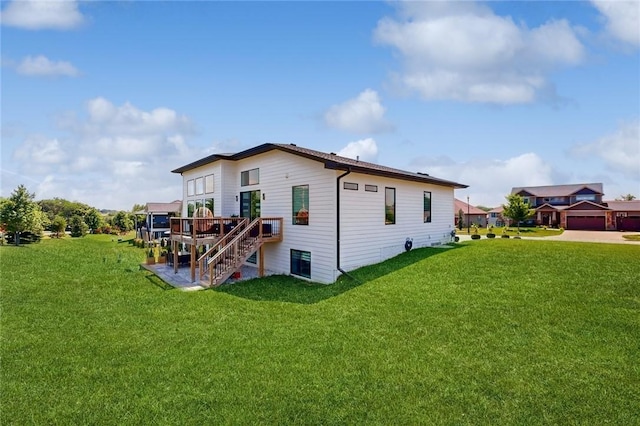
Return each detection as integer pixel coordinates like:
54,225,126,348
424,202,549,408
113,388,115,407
1,0,639,211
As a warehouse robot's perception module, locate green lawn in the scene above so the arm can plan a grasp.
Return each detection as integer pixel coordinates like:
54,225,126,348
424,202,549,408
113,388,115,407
1,235,638,424
457,226,564,237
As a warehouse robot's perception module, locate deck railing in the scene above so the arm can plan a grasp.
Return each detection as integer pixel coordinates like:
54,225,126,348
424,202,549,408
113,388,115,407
170,217,247,240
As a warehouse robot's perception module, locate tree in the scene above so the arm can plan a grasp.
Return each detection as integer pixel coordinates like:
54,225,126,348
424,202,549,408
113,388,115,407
84,208,104,233
502,194,535,232
112,211,134,233
69,214,89,237
51,215,67,238
457,209,464,230
616,194,636,201
0,185,45,245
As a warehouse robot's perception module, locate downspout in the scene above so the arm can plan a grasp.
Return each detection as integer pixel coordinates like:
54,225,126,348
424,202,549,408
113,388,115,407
336,168,359,282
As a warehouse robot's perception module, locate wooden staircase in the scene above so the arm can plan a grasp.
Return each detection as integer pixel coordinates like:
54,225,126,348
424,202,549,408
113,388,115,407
198,218,265,287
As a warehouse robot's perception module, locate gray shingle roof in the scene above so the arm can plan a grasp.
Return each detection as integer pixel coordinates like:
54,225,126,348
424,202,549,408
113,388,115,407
511,183,603,197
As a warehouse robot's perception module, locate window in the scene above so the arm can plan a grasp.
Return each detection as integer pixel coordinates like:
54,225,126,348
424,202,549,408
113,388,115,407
576,194,596,201
522,197,530,205
195,177,204,195
365,184,378,192
291,249,311,279
344,182,358,190
385,187,396,225
205,174,214,193
424,191,432,223
292,185,309,225
187,179,195,197
187,201,195,217
205,198,214,213
241,168,259,186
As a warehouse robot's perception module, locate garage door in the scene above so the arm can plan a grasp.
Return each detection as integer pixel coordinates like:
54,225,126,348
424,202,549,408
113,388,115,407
618,217,640,231
566,216,606,230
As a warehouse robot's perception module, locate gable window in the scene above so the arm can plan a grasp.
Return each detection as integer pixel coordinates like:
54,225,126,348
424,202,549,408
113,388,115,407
241,168,259,186
522,197,530,205
385,187,396,225
424,191,432,223
292,185,309,225
344,182,358,190
365,184,378,192
576,194,596,202
187,179,195,197
291,249,311,279
205,174,214,193
195,177,204,195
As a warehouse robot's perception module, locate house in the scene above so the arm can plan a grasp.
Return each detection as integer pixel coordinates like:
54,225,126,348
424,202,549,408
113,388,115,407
454,198,487,228
139,201,182,241
170,143,467,285
511,183,639,231
487,206,505,227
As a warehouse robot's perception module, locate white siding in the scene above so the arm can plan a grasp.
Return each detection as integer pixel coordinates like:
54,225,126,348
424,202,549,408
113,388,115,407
230,151,338,284
339,174,455,272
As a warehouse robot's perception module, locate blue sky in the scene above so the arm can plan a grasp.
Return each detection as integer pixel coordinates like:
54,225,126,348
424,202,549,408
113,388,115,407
1,0,638,210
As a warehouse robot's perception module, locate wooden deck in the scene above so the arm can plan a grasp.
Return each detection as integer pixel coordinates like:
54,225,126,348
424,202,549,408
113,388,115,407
168,217,283,283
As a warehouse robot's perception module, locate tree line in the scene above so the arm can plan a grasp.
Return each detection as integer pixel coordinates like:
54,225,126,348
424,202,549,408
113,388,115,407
0,185,144,245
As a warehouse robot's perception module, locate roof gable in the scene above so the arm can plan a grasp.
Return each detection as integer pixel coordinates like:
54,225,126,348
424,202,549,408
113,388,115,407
564,200,609,211
173,143,468,189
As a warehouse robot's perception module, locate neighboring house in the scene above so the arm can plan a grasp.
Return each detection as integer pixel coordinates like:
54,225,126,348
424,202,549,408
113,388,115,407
511,183,639,231
139,201,182,240
487,206,505,227
603,200,640,231
454,198,487,227
171,143,467,284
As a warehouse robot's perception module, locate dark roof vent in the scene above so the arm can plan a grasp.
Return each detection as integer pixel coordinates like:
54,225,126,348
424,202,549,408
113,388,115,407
330,152,336,155
290,143,297,147
417,172,430,176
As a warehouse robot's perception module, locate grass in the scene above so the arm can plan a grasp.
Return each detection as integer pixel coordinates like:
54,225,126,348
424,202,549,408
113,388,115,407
1,235,639,424
457,226,563,237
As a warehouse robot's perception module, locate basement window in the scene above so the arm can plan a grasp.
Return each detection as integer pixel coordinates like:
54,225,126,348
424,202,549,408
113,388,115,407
291,249,311,279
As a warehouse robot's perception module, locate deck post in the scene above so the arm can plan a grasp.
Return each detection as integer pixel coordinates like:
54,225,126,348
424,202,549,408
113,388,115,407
259,246,264,278
190,243,196,282
173,240,178,274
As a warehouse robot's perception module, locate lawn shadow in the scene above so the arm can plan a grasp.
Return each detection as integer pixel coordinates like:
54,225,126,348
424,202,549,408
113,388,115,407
144,271,174,291
215,244,466,304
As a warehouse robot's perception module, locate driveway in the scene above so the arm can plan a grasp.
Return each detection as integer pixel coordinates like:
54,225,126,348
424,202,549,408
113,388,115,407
541,230,640,244
457,230,640,245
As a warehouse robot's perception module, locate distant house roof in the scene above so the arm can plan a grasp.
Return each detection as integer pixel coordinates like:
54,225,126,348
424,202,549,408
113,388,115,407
605,200,640,211
454,198,487,215
172,143,467,189
511,183,604,197
488,206,503,213
145,201,182,214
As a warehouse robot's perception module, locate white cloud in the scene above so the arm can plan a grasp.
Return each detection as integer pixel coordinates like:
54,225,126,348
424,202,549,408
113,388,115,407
374,1,585,104
337,138,379,163
8,97,198,210
13,135,67,173
410,152,555,207
570,119,640,180
324,89,393,134
0,0,85,30
16,55,79,77
591,0,640,47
